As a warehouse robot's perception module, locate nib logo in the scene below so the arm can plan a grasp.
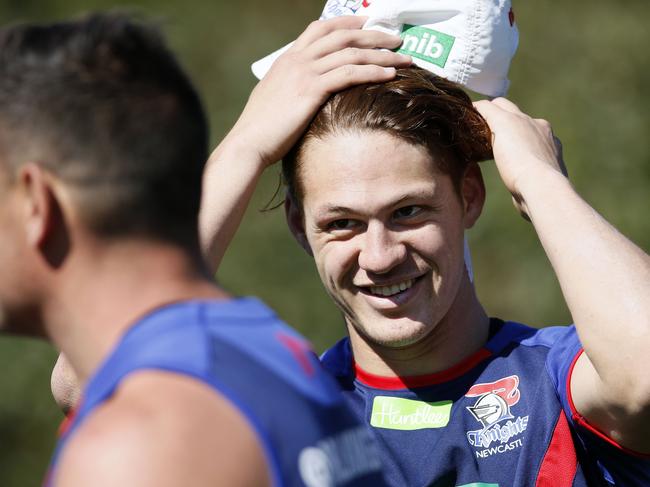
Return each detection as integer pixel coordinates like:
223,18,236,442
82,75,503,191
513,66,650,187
398,25,455,68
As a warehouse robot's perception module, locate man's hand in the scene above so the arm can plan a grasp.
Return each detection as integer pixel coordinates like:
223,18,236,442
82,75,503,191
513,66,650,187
201,16,410,271
225,15,412,168
473,98,568,219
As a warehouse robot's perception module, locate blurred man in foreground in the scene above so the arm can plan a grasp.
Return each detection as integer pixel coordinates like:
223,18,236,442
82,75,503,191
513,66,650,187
0,12,409,486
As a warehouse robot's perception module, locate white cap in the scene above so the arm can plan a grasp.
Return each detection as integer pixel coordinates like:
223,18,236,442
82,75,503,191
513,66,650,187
252,0,519,97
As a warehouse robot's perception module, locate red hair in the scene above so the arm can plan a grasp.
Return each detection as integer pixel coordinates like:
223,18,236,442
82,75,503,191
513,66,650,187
283,66,492,203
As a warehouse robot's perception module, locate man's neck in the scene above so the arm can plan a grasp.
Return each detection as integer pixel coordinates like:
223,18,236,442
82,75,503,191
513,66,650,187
46,239,228,384
348,274,490,378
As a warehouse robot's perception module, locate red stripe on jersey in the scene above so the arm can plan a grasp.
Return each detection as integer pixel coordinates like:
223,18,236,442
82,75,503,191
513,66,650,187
535,410,577,487
567,349,650,458
276,332,316,377
354,348,492,390
57,407,78,437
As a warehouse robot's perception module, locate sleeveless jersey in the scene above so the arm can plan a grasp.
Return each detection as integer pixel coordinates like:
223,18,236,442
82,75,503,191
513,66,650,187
47,298,388,487
321,319,650,487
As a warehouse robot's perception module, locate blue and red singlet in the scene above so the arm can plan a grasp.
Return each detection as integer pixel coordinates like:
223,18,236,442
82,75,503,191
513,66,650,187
46,298,389,487
321,319,650,487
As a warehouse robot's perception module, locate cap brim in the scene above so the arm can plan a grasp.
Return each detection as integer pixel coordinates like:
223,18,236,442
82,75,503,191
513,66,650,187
252,42,294,80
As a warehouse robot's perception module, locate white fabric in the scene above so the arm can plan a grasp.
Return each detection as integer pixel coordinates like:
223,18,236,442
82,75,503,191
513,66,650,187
252,0,518,97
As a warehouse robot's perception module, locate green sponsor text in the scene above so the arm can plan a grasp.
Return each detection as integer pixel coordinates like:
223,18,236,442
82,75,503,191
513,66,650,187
370,396,452,430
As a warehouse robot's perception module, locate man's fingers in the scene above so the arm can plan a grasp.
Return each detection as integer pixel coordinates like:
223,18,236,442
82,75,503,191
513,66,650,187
490,97,525,114
306,28,403,60
474,98,526,125
472,99,501,122
315,47,411,75
319,64,398,95
292,16,368,50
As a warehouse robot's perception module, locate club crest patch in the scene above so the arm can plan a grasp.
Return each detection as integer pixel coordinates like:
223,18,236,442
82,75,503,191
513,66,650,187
465,375,528,458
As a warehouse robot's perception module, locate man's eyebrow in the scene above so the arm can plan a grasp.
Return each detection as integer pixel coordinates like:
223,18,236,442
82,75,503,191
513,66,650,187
314,205,355,219
313,188,439,219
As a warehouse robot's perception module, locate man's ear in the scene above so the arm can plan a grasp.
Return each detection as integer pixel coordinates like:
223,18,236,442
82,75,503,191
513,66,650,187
461,162,486,229
284,194,313,256
17,163,56,248
18,164,70,268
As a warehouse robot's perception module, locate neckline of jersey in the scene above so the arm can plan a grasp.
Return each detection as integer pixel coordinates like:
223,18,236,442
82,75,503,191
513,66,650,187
353,347,493,390
352,318,503,390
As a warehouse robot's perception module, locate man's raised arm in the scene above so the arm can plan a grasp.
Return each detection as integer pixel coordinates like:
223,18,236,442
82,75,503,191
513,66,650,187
199,16,411,271
475,97,650,453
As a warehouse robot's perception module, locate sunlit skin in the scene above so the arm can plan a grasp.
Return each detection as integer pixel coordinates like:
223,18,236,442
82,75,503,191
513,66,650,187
288,130,490,376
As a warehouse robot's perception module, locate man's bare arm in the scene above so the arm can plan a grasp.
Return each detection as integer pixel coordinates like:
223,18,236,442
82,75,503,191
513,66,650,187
475,98,650,453
199,16,411,271
54,371,271,487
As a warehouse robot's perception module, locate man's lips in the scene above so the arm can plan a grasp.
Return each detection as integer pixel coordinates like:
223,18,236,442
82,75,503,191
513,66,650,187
355,274,426,298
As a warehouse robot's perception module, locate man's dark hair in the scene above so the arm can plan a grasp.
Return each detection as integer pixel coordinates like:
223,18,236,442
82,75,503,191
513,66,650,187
284,67,492,205
0,12,208,247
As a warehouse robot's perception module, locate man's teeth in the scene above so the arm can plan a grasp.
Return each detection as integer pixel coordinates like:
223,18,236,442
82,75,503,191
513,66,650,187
369,279,414,297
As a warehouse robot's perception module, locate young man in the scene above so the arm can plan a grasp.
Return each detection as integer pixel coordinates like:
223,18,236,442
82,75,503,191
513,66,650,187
0,13,409,486
200,22,650,487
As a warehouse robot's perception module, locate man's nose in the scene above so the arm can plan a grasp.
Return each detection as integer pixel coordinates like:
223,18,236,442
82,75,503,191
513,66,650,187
357,221,407,274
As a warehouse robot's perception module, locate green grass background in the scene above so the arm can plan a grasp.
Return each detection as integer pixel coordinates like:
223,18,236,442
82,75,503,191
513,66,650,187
0,1,648,484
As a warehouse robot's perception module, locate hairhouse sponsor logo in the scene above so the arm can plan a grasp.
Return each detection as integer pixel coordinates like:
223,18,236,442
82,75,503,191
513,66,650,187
397,25,455,68
370,396,452,430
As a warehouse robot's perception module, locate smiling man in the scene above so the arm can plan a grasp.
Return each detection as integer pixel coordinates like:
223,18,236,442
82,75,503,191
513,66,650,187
283,125,488,371
202,59,650,487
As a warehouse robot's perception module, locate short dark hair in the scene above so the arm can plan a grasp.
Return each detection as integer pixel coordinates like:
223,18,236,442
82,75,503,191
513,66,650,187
283,67,492,204
0,12,208,247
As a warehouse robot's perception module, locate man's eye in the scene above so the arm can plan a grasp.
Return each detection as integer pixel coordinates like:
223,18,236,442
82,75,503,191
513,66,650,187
327,219,356,231
393,206,422,219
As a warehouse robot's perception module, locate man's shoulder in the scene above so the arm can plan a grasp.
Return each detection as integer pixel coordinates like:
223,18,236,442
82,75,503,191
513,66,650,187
320,336,354,381
489,320,578,351
54,370,270,487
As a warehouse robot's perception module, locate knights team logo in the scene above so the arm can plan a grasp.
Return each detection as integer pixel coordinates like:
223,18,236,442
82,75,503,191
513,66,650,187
465,375,529,458
467,390,512,428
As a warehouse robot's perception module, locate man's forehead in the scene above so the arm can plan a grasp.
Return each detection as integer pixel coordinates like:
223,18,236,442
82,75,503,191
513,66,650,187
302,132,440,179
297,130,456,220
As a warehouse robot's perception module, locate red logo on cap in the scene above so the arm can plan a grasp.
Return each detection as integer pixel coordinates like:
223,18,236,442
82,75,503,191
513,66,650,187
362,0,371,7
508,7,515,26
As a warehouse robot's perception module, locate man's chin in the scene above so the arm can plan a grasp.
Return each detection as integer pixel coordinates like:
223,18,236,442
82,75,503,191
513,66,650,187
350,316,433,349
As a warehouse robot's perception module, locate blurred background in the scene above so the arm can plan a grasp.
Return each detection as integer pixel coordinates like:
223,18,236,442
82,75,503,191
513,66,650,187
0,0,647,484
